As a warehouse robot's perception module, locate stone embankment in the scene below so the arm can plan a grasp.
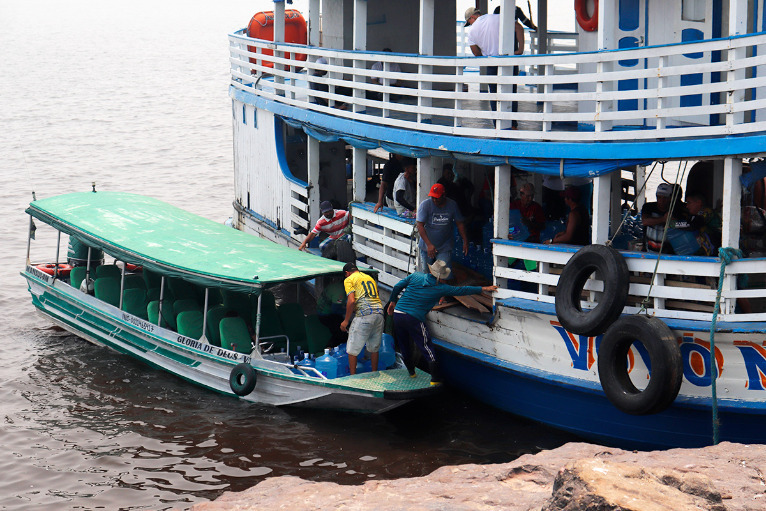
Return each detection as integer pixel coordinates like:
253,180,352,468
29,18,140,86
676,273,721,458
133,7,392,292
190,442,766,511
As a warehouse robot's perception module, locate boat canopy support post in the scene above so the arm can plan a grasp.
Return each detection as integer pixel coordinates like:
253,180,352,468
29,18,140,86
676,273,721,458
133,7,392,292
307,135,320,225
254,293,262,353
722,157,743,314
201,289,209,343
592,173,613,244
494,165,511,290
53,231,61,281
352,0,367,115
118,261,126,310
85,247,92,288
497,0,515,130
537,0,549,55
158,276,166,327
308,0,320,47
352,147,366,202
418,0,434,124
273,0,286,97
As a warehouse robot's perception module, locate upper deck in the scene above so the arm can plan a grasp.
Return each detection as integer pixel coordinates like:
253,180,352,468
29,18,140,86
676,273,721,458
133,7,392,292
229,25,766,164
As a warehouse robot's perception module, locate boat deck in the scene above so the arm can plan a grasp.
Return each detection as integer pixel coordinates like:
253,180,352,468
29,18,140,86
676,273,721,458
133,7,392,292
338,367,433,392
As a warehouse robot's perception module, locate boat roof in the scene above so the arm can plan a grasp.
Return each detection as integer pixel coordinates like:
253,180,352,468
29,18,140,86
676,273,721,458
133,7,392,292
26,192,351,293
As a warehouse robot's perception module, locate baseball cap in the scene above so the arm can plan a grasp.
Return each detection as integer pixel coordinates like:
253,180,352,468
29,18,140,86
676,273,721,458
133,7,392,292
320,200,333,214
428,183,445,198
656,183,673,197
464,7,480,26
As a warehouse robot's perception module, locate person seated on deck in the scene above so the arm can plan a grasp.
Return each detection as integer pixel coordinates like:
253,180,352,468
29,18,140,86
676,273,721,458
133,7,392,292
510,183,545,243
310,57,350,110
393,157,417,217
298,200,351,256
545,186,589,245
367,48,402,102
680,193,722,256
641,183,687,254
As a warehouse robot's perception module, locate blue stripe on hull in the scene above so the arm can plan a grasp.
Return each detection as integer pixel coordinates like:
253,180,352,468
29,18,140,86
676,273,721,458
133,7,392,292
434,340,766,449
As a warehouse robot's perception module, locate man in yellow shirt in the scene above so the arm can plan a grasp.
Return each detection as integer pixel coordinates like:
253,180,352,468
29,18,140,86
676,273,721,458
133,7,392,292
340,262,384,374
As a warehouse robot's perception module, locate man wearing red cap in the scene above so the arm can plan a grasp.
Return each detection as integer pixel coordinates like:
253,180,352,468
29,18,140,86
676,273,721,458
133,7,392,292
416,183,468,274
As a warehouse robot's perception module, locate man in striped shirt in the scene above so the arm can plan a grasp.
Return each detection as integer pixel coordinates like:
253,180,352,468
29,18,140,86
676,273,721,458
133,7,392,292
298,201,350,252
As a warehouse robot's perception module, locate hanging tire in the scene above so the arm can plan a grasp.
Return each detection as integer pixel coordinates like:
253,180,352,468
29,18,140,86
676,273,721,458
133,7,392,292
555,244,629,336
229,363,257,396
598,315,682,415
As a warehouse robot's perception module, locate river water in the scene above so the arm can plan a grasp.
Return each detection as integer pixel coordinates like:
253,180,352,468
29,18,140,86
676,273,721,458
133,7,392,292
0,1,577,509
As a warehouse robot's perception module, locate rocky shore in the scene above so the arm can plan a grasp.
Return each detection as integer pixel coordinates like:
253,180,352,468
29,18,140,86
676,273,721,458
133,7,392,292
190,441,766,510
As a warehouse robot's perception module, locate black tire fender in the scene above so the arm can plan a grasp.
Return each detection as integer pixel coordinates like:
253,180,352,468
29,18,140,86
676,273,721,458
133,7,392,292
555,244,629,336
229,363,257,396
598,315,682,415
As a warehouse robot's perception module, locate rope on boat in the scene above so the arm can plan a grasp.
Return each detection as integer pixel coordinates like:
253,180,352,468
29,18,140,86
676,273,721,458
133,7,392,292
709,247,743,445
606,161,659,247
639,162,688,314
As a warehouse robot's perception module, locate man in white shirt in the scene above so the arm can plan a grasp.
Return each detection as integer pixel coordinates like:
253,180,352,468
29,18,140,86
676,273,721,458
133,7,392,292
465,7,524,126
369,48,402,101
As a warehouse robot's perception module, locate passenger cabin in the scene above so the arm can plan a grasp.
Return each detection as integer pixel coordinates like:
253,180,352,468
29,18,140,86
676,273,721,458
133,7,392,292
229,0,766,323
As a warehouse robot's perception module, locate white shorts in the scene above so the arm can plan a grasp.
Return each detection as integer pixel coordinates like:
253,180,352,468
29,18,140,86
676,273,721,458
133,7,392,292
347,313,384,356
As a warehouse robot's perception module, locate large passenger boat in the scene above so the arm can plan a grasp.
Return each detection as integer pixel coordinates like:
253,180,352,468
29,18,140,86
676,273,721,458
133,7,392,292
22,192,435,413
228,0,766,448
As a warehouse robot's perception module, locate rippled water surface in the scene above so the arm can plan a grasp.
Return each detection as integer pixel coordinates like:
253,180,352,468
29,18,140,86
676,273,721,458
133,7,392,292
0,1,578,509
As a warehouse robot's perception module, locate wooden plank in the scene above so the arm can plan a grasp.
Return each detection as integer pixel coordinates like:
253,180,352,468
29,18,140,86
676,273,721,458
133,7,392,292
431,301,458,311
454,295,489,313
473,294,494,308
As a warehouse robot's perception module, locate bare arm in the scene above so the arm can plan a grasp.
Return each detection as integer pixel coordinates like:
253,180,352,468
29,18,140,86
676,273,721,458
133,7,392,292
298,231,316,251
340,292,356,332
374,181,388,213
471,45,483,57
553,210,581,244
457,220,469,255
417,221,436,259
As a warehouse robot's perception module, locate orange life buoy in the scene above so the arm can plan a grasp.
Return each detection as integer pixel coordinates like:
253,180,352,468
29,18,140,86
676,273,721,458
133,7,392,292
125,263,142,272
36,263,72,277
247,10,308,70
575,0,598,32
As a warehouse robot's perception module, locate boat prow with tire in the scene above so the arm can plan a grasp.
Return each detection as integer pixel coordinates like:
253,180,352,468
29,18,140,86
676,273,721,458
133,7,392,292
226,1,766,447
21,191,437,414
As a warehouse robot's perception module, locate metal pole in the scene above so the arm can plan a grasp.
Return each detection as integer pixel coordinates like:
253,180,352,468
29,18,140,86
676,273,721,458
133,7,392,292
25,216,33,266
158,276,165,326
201,288,209,342
85,247,92,290
53,231,61,281
119,261,126,309
255,293,263,353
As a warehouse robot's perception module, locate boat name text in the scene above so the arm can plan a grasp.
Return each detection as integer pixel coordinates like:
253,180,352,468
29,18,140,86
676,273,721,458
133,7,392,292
27,266,52,283
177,335,251,363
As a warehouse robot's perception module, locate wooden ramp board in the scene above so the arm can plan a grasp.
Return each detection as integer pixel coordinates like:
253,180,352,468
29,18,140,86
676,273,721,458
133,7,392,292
473,293,494,308
454,294,489,313
431,300,459,311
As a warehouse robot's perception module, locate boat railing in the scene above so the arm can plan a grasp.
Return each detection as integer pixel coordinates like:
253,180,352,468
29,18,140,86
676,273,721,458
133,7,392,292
349,204,417,288
493,240,766,323
288,181,311,236
229,30,766,144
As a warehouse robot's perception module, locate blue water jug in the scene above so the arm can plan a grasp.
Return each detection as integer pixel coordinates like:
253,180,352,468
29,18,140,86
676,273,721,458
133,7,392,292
294,345,305,361
356,359,372,374
296,353,316,376
379,334,396,369
315,348,339,379
333,346,350,377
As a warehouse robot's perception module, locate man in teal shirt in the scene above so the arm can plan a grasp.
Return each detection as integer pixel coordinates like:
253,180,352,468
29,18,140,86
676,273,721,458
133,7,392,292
387,260,497,384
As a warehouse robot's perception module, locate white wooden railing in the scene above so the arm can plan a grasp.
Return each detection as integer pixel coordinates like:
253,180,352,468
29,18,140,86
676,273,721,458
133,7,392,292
493,240,766,323
350,204,417,288
229,30,766,143
289,181,310,238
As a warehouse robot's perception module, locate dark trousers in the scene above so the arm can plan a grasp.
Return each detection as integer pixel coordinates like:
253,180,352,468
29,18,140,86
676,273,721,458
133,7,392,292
486,66,518,128
392,311,440,382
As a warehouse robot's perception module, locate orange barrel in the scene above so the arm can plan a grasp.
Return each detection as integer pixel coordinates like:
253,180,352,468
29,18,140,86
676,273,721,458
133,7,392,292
247,10,308,70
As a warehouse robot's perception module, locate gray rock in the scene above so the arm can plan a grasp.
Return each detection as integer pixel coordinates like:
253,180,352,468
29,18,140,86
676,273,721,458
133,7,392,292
189,442,766,511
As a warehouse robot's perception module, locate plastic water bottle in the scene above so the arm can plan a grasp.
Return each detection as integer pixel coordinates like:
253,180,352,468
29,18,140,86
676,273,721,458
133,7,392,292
356,358,372,374
297,353,315,369
315,348,339,379
294,345,304,361
379,334,396,370
333,346,350,377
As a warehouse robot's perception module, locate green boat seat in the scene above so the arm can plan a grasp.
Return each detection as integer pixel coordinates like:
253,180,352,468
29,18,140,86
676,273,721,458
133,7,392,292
168,278,197,301
277,302,307,346
177,310,204,339
173,298,199,316
94,277,120,307
123,274,146,290
305,314,332,355
122,288,148,320
147,300,177,330
222,289,252,323
69,266,87,291
206,306,233,347
146,287,161,302
96,264,121,280
220,316,253,354
142,268,162,289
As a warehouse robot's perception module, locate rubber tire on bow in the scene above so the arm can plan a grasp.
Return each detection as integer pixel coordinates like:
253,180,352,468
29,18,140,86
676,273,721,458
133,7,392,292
229,363,257,396
554,244,629,336
575,0,598,32
598,315,682,415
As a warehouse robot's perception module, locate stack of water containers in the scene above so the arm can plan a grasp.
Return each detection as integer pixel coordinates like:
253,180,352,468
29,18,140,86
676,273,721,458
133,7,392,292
451,222,494,280
312,334,397,379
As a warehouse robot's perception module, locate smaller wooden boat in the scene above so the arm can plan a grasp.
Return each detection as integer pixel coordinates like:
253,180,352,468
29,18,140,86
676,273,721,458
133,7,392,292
22,192,435,413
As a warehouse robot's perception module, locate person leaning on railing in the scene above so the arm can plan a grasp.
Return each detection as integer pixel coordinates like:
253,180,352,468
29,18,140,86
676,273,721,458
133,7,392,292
298,200,351,255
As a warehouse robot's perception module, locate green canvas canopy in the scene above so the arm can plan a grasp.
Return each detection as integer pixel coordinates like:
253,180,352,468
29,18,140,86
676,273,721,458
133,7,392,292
26,192,355,294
